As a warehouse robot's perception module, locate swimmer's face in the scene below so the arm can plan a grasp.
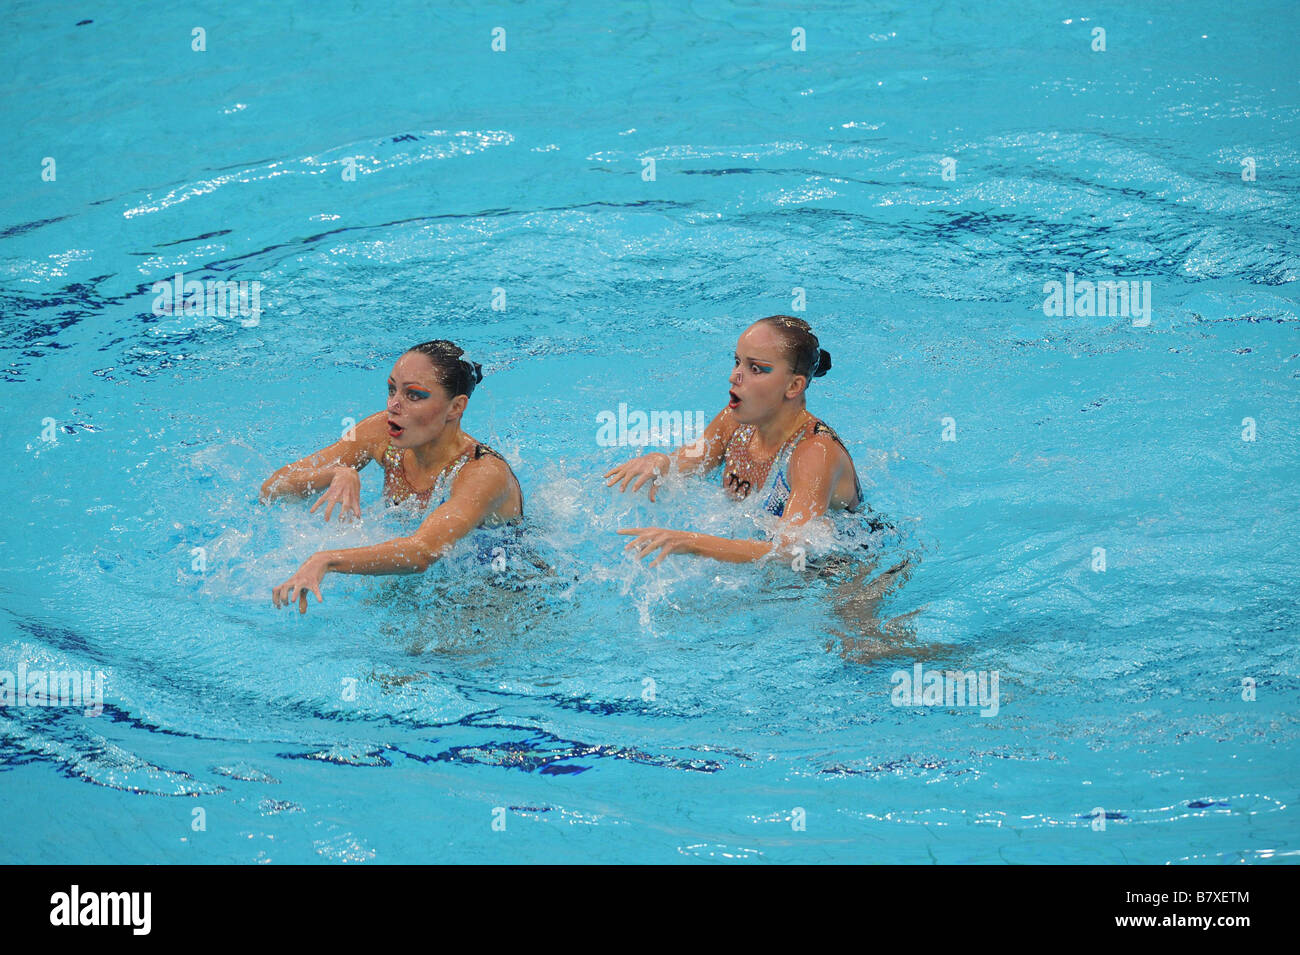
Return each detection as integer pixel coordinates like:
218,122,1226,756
386,352,466,447
727,324,805,422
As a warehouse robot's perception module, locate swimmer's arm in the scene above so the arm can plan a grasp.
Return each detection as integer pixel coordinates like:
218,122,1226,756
665,407,737,477
674,534,777,564
259,411,387,501
313,460,508,575
705,439,839,561
604,407,734,500
776,437,837,539
623,442,834,565
620,528,811,565
677,491,829,565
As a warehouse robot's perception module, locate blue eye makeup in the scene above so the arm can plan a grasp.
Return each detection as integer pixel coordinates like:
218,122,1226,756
388,380,431,399
735,355,773,374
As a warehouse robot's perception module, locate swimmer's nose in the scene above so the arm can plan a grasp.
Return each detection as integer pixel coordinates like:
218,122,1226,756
729,365,742,386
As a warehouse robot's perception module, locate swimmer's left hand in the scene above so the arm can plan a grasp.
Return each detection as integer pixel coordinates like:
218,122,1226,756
619,527,699,567
272,553,329,614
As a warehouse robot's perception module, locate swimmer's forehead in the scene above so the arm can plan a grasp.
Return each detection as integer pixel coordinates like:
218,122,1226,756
389,353,438,387
735,326,783,364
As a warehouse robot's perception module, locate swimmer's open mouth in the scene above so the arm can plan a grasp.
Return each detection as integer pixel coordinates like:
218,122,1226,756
388,420,405,437
728,391,740,409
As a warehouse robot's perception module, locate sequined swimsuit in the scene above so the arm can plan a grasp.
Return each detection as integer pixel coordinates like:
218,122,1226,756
380,440,523,519
721,416,862,517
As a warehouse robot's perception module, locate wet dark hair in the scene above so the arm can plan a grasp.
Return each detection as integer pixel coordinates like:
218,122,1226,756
754,315,831,384
405,339,483,399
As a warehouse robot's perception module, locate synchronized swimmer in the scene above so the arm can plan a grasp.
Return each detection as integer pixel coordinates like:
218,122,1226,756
261,317,864,613
261,340,522,613
606,314,862,564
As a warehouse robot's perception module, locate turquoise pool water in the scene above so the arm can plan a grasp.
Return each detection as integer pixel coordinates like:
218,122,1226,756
1,1,1297,863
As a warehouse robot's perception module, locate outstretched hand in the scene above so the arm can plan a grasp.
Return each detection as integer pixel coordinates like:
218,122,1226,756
604,452,671,502
272,554,329,614
618,527,698,567
309,467,362,523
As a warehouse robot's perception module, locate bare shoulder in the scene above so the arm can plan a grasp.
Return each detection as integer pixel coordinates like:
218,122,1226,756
789,422,852,474
451,447,522,518
455,446,517,495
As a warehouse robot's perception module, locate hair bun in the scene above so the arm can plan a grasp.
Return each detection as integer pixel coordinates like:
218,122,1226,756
815,348,831,377
406,338,482,398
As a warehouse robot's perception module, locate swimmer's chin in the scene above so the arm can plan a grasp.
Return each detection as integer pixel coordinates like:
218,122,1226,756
729,405,757,425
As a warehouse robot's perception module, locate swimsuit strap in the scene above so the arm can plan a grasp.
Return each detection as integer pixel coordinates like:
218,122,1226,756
436,447,476,488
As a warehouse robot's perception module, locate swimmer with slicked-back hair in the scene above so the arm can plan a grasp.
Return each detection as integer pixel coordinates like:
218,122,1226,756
604,315,865,565
261,340,523,613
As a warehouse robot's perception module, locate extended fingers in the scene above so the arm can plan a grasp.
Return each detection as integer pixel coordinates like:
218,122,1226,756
632,471,662,502
620,528,663,560
604,463,633,487
640,536,672,564
617,469,641,494
325,493,363,522
604,461,656,495
273,579,301,609
648,542,678,567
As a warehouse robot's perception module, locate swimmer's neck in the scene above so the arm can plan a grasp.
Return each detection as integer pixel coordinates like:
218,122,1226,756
752,402,809,455
408,426,470,474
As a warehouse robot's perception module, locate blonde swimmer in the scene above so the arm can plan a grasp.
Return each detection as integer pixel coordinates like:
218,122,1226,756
605,316,863,566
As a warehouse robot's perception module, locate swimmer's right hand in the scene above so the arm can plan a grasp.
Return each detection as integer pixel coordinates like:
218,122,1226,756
309,467,362,522
603,451,671,502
